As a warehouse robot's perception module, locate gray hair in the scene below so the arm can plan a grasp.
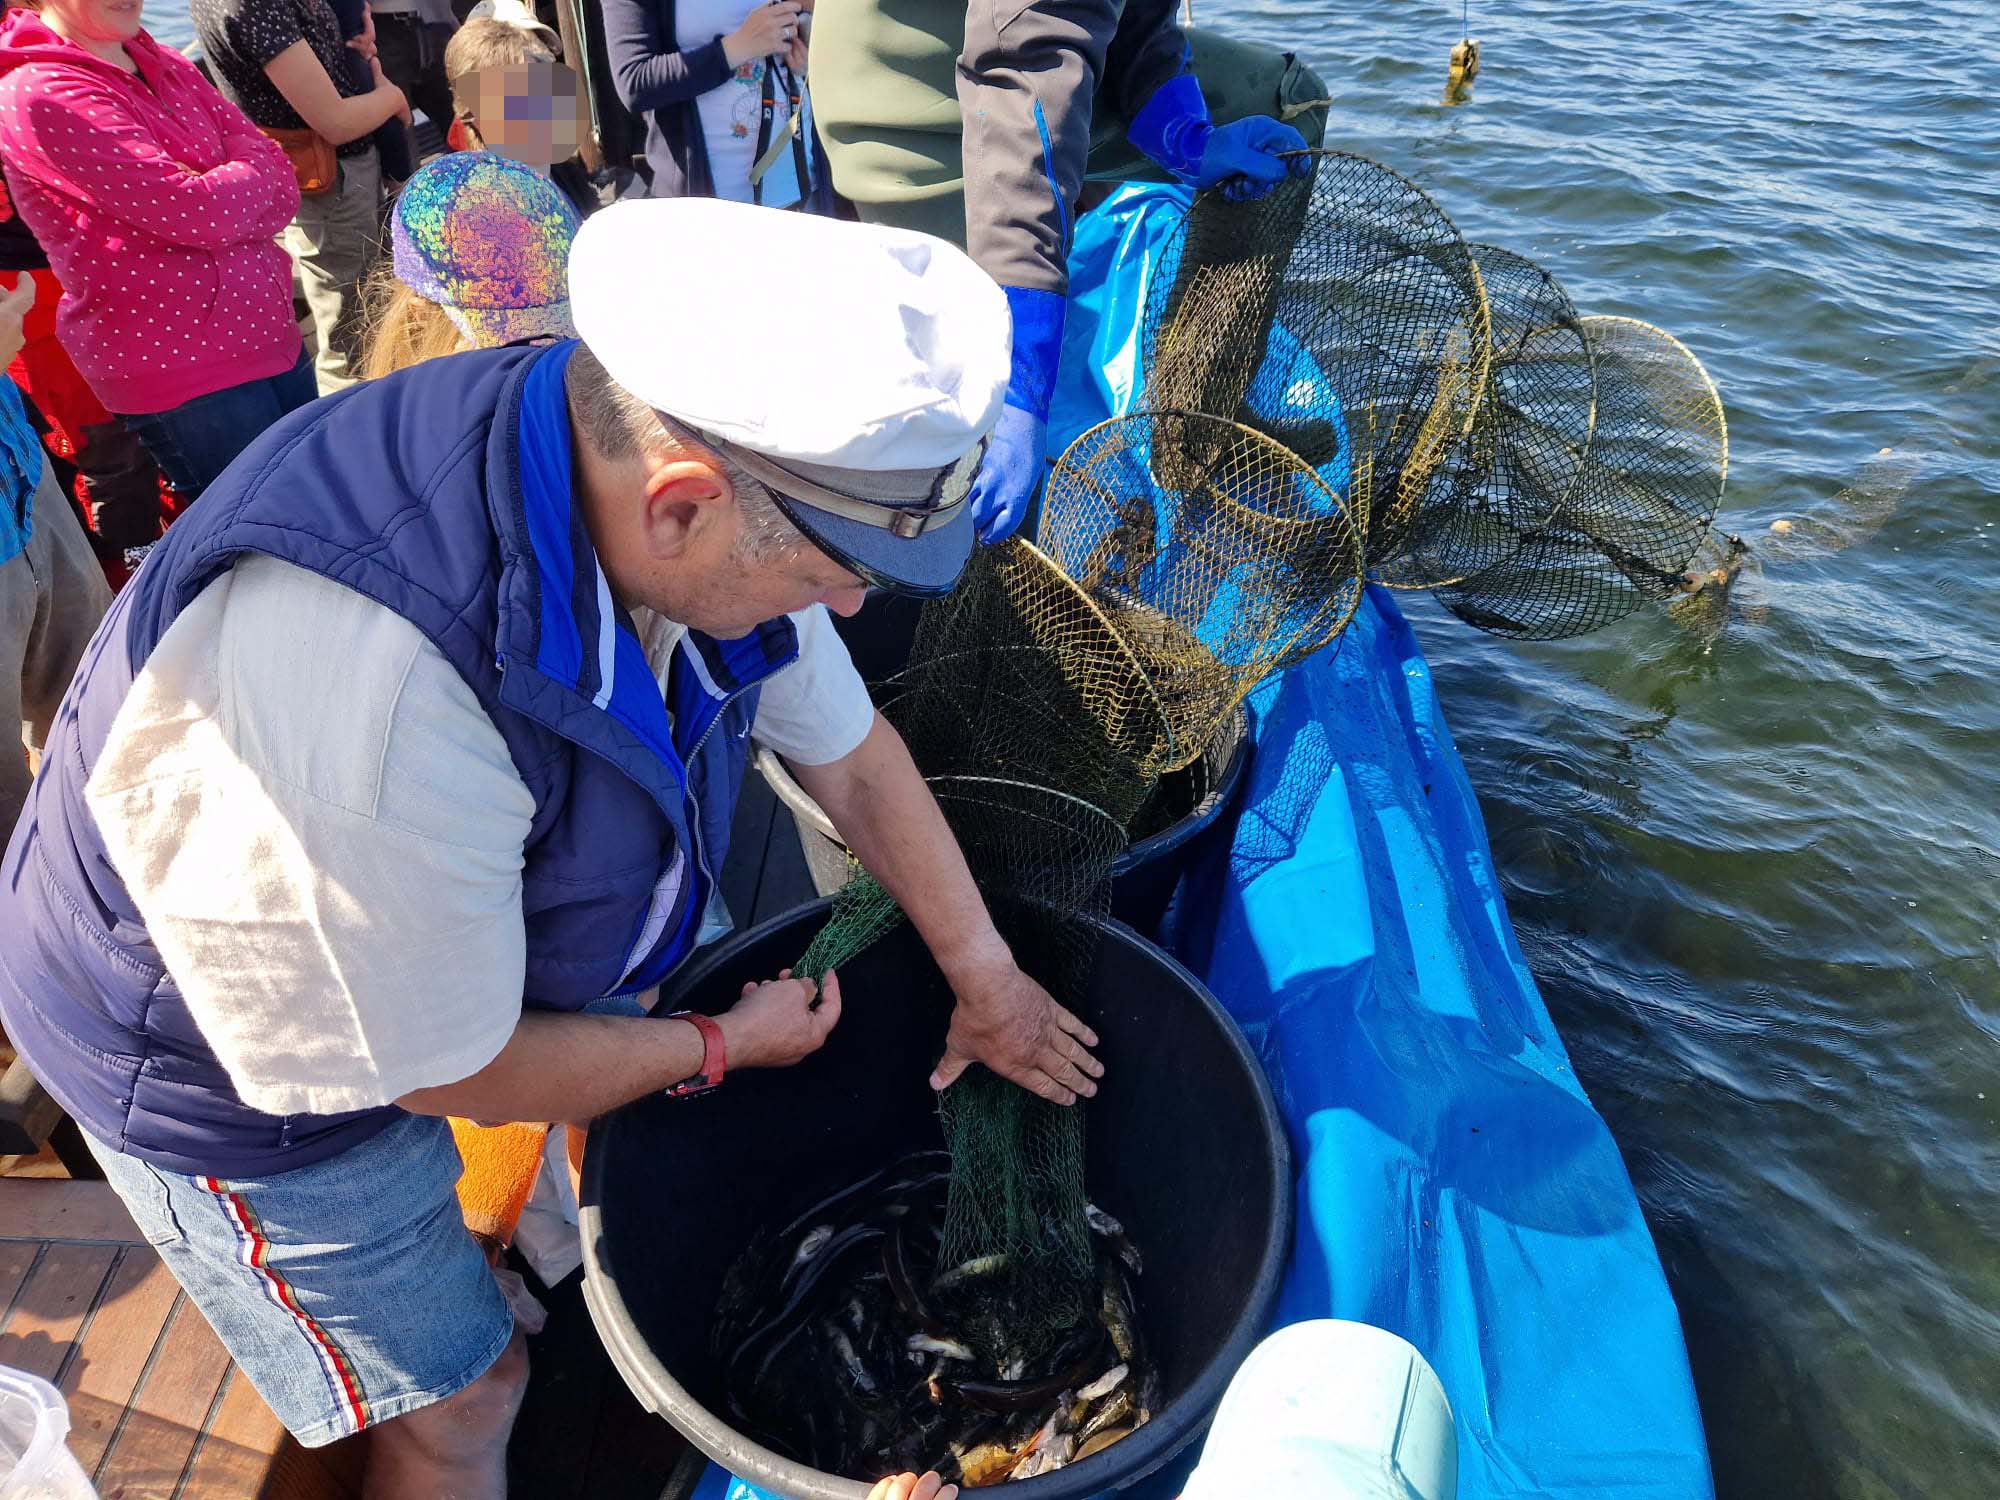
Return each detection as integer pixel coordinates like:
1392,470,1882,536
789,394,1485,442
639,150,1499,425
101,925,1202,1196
565,343,805,562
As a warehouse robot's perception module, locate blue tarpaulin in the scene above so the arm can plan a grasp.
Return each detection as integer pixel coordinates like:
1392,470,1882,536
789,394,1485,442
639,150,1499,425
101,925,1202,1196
698,184,1712,1500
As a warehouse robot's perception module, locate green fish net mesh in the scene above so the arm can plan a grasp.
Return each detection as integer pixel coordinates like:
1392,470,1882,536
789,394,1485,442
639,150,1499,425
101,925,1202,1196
788,149,1726,1364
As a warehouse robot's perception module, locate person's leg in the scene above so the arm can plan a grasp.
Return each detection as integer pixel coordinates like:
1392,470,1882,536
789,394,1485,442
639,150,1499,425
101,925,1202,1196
16,461,110,782
72,418,166,554
414,23,460,147
376,16,459,173
116,350,318,502
82,1113,525,1492
284,146,385,396
0,542,34,833
362,1330,527,1497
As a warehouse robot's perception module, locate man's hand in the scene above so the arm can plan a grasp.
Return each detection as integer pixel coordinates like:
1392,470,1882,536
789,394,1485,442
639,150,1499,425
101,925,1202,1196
717,967,842,1068
932,960,1102,1104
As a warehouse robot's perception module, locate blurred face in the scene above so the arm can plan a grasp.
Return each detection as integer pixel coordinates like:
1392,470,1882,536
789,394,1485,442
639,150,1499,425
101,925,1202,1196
39,0,145,47
466,62,585,170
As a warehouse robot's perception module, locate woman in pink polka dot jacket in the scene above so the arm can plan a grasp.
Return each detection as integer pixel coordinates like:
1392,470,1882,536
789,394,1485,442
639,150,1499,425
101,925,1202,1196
0,0,316,500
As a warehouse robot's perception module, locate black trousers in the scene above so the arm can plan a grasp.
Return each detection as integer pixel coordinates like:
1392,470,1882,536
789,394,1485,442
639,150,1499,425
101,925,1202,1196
374,13,458,175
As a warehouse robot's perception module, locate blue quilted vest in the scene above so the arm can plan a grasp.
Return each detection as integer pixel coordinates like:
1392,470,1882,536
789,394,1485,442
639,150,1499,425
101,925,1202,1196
0,342,798,1176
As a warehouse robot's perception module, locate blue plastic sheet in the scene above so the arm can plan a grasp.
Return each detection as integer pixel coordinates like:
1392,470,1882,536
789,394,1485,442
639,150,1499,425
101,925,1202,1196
695,184,1712,1500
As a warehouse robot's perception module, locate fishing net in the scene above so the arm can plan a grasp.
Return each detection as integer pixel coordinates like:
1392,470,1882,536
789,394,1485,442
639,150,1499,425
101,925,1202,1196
797,541,1166,1360
1140,150,1492,572
1039,410,1368,768
1133,153,1728,640
1431,282,1729,638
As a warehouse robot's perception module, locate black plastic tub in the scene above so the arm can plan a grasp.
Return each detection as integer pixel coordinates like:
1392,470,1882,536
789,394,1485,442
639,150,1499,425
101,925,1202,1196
579,902,1291,1500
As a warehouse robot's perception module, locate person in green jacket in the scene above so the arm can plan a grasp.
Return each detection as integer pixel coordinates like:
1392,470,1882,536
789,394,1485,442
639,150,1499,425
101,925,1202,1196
809,0,1329,541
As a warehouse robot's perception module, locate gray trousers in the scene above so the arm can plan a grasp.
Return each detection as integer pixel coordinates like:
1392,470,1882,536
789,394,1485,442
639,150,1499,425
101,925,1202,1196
283,145,384,397
3,461,111,836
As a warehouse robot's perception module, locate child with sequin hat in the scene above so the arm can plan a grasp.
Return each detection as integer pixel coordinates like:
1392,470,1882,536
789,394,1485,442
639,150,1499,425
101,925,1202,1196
359,151,581,381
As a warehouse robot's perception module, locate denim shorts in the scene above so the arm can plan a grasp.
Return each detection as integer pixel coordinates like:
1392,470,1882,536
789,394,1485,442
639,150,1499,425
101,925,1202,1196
85,1112,514,1447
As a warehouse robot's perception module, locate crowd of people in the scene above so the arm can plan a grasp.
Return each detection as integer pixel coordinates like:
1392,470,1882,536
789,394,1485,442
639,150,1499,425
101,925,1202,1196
0,0,1336,1490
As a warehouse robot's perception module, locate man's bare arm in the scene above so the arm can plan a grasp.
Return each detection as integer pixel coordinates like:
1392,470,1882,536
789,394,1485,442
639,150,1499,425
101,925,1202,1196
396,972,839,1120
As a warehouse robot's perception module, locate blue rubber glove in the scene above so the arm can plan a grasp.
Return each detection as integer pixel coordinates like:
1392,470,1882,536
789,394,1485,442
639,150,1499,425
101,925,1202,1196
1199,116,1311,201
967,286,1064,544
967,404,1047,544
1127,73,1311,202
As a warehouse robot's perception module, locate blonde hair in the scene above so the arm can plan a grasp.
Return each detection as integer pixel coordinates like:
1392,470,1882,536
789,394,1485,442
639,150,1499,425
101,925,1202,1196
357,263,468,382
445,19,557,115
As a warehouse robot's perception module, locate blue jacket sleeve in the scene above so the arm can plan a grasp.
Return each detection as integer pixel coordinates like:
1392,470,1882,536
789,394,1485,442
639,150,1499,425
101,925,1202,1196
601,0,733,116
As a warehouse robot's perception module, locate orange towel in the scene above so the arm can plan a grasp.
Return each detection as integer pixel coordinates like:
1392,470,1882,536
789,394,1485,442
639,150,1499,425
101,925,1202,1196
449,1118,549,1247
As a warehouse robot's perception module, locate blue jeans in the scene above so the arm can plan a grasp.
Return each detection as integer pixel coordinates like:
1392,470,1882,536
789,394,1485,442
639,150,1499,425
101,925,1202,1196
119,350,317,501
84,1113,514,1447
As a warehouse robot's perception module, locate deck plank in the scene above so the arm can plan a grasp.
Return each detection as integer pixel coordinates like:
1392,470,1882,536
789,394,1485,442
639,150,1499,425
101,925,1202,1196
179,1366,364,1500
0,1240,41,1318
62,1248,182,1477
93,1294,234,1500
0,1178,144,1243
0,1240,118,1381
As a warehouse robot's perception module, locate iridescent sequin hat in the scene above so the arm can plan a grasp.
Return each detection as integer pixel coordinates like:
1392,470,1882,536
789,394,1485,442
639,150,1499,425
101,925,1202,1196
392,152,581,347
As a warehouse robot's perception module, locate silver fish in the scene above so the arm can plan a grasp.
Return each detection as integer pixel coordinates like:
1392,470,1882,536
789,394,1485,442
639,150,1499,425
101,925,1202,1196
907,1333,977,1362
1013,1431,1077,1480
828,1325,877,1396
1087,1203,1144,1274
932,1252,1010,1293
1084,1204,1125,1238
1076,1363,1128,1402
1077,1388,1135,1446
788,1224,833,1275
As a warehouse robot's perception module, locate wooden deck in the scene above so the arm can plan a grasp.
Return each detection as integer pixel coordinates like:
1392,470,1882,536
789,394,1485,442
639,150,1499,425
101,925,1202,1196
0,1180,365,1500
0,775,818,1499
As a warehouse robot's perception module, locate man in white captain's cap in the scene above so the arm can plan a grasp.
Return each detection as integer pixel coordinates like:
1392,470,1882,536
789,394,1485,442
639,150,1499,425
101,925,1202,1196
0,198,1101,1494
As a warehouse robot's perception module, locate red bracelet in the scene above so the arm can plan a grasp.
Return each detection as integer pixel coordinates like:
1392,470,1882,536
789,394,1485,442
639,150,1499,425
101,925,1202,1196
664,1011,726,1097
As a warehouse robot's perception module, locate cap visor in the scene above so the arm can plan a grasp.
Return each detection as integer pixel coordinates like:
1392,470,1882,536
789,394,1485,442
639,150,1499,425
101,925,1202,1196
777,492,974,597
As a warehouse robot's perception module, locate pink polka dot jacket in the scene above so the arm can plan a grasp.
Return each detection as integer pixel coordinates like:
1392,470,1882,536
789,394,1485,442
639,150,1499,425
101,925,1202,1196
0,12,302,415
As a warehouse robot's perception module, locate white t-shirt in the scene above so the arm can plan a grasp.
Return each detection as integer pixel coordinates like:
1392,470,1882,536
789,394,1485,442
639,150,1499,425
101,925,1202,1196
677,0,811,207
84,555,872,1118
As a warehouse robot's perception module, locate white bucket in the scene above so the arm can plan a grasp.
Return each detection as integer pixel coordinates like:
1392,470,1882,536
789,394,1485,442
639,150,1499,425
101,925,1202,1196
0,1366,97,1500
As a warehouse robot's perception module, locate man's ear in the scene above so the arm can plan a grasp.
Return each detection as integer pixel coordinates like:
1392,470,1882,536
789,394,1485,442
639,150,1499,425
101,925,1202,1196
639,457,735,560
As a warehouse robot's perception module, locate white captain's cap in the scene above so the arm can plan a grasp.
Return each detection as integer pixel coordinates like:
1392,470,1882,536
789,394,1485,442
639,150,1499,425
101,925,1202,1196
568,197,1011,596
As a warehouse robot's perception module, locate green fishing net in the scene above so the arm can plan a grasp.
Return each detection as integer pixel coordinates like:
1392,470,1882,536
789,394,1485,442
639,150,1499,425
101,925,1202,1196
796,543,1156,1359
